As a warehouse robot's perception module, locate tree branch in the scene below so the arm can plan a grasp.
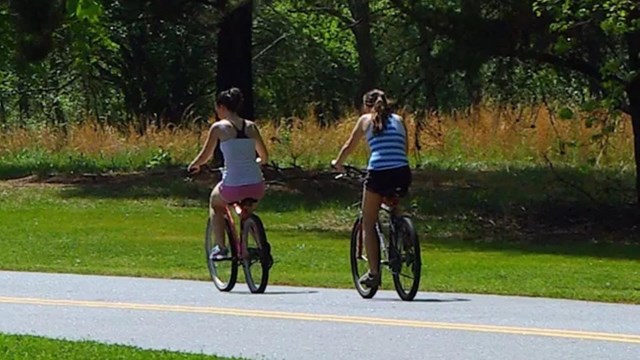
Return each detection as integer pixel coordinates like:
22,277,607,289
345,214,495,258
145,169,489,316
253,33,288,61
287,6,356,27
396,78,426,107
519,51,626,86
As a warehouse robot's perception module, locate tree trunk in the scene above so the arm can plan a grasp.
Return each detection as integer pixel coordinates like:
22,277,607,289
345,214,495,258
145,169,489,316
633,114,640,204
214,0,253,166
0,97,5,125
626,27,640,204
628,84,640,204
348,0,379,107
216,0,254,119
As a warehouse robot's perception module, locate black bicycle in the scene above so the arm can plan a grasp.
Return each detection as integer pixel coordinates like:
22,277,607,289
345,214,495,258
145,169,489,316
336,165,421,301
189,165,272,293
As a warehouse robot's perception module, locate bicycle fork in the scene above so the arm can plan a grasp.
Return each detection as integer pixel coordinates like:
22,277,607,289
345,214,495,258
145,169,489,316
376,223,390,265
357,220,390,265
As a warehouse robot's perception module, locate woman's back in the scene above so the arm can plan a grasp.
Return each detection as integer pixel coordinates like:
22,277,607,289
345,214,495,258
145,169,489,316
364,114,409,171
219,120,263,186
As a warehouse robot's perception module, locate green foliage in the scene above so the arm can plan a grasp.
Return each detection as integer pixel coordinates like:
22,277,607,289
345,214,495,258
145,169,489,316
67,0,103,23
3,0,604,124
146,148,174,169
253,1,358,118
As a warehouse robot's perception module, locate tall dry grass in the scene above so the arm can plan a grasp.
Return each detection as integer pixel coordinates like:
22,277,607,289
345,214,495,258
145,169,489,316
260,105,634,170
0,105,634,173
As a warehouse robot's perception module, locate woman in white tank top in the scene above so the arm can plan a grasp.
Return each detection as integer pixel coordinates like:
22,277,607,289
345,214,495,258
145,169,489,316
188,88,269,258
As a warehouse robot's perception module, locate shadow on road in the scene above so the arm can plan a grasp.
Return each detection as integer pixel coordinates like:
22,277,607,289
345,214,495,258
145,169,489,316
372,297,471,303
227,290,320,296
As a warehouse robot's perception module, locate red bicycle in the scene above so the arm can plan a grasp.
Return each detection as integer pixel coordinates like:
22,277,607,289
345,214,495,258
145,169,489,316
193,165,272,293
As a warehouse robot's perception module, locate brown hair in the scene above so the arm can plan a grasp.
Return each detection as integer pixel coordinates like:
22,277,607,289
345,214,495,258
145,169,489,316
216,87,244,113
363,89,391,136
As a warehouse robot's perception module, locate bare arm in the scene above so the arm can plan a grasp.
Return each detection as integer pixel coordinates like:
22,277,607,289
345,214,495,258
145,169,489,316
397,116,409,155
332,115,366,169
188,124,219,172
249,122,269,165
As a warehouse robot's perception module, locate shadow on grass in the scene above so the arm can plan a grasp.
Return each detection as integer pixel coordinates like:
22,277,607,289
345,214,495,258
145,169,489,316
7,164,640,250
47,165,361,210
425,236,640,261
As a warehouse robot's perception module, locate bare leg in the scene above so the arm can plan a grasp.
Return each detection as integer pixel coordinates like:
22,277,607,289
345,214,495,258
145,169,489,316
209,182,227,248
361,188,383,275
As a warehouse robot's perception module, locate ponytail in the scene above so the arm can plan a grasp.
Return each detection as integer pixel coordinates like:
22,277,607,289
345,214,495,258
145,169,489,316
364,89,391,136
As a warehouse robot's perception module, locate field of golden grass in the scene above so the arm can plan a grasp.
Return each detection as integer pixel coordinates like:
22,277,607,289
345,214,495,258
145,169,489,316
0,105,634,172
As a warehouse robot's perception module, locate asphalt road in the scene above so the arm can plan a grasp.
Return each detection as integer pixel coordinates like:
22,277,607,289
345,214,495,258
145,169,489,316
0,271,638,359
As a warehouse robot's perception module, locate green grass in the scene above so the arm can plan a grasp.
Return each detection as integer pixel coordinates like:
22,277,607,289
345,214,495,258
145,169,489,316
0,333,238,359
0,148,172,179
1,169,638,304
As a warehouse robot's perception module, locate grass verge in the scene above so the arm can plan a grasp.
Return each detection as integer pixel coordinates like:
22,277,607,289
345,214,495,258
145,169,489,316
0,168,638,304
0,333,238,360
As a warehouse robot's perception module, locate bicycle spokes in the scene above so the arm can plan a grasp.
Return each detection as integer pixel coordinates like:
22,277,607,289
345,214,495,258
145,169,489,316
205,218,238,292
391,216,421,301
242,215,270,294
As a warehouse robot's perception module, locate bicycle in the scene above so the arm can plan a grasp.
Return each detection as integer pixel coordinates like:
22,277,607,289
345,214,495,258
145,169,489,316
335,165,421,301
189,165,272,294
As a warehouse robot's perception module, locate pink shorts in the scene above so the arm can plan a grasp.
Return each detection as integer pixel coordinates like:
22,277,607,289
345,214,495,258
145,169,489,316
219,182,266,204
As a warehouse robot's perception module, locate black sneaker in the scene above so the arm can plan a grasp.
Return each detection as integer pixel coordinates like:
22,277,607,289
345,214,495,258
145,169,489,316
358,271,380,288
209,246,229,261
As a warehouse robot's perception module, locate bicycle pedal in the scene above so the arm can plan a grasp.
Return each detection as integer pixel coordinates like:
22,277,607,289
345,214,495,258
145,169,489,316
210,255,233,262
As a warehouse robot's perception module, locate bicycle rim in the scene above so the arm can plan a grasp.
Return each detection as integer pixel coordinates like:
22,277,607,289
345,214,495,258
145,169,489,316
205,217,238,292
391,216,421,301
242,215,270,294
350,217,379,299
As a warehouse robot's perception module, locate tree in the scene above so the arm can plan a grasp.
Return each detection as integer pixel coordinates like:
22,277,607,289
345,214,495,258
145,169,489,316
287,0,380,107
532,0,640,203
389,0,640,203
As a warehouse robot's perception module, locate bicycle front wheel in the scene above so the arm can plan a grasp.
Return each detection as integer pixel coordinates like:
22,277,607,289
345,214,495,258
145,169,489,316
241,214,270,294
350,216,380,299
205,217,238,292
391,216,421,301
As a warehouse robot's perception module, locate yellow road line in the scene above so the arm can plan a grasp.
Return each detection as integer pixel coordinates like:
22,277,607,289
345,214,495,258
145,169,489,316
1,296,639,344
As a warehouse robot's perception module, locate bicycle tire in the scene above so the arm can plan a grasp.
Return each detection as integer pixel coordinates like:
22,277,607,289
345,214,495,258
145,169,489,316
350,216,380,299
391,216,421,301
205,217,238,292
241,214,270,294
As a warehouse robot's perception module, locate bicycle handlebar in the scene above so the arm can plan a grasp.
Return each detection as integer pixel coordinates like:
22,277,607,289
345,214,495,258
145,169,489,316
187,163,223,178
332,164,366,180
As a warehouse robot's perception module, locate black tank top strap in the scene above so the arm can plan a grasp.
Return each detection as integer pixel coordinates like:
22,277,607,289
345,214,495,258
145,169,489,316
231,120,249,139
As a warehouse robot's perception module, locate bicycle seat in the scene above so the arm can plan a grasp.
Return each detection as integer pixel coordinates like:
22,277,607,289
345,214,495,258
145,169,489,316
237,198,259,207
381,186,407,198
382,195,400,208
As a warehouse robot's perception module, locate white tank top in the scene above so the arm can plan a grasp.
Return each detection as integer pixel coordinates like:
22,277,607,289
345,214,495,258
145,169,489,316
219,122,263,186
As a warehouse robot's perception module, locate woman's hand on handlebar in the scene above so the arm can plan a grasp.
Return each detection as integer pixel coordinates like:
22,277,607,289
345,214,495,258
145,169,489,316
330,159,345,174
187,163,201,174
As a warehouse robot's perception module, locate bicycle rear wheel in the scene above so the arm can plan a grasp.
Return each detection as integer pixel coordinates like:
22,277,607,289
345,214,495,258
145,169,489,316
391,216,421,301
241,214,270,294
205,217,238,292
350,216,380,299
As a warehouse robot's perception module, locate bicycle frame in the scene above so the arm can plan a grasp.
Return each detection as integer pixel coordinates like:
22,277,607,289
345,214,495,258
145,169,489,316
356,195,401,264
223,200,256,260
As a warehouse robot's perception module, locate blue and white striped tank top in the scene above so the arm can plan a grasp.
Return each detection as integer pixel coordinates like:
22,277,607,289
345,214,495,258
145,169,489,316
365,114,409,170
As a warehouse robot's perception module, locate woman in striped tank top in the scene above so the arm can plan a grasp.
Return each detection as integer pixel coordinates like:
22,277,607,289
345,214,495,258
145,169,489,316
332,89,412,287
188,88,269,259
